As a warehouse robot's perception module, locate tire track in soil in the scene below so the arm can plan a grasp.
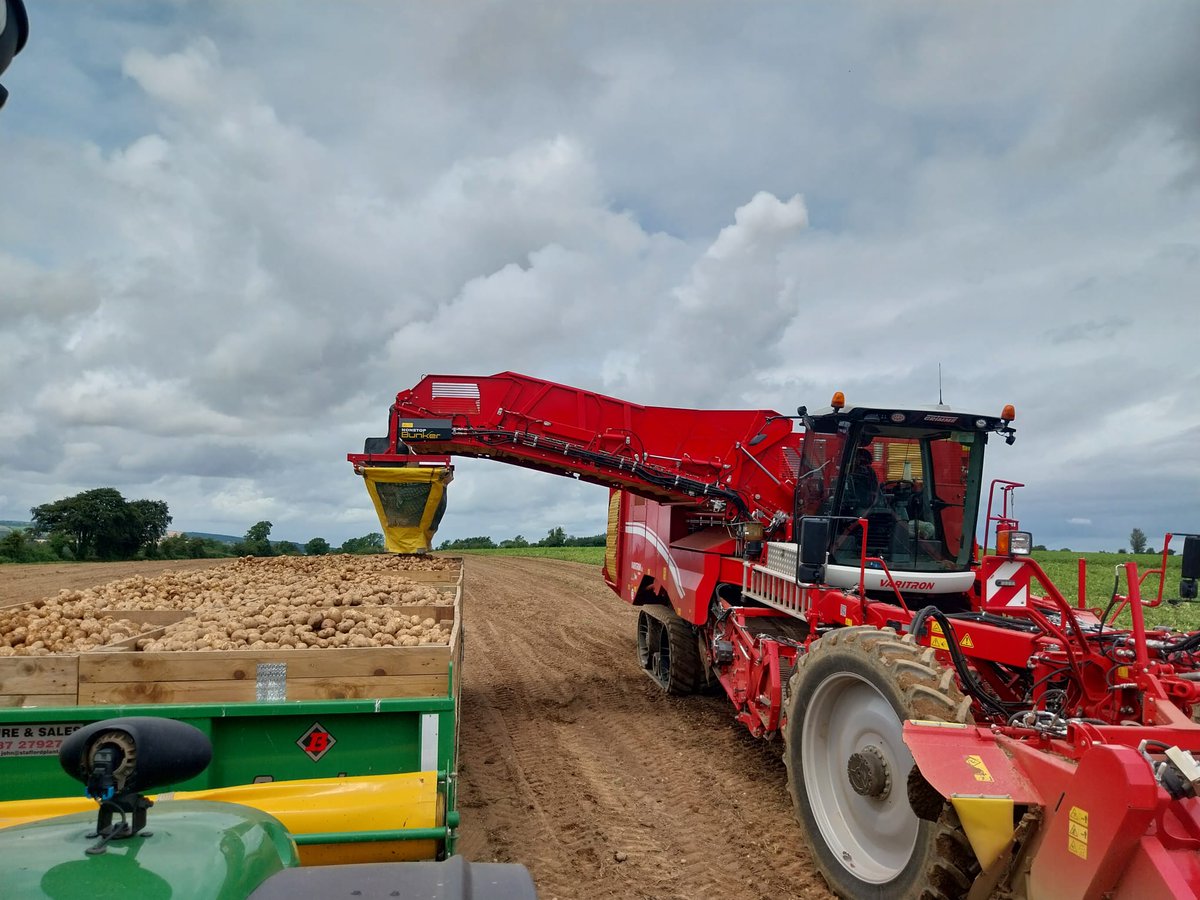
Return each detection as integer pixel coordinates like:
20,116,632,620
455,555,833,900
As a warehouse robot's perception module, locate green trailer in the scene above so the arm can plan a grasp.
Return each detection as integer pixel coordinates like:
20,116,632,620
0,558,466,858
0,560,538,898
0,695,461,851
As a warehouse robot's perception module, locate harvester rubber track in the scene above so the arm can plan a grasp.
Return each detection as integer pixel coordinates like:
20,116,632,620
637,605,703,696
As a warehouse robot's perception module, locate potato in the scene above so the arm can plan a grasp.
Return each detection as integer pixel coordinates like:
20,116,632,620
1,554,457,654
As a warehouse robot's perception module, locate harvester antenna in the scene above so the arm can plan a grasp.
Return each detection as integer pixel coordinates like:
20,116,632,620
938,363,943,406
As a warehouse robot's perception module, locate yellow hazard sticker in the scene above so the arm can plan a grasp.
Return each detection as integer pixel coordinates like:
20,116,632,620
965,755,994,782
1068,807,1088,859
930,621,944,634
845,617,853,626
959,633,974,649
931,635,949,651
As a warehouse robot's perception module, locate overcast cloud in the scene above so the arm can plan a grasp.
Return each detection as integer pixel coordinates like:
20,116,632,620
1,1,1197,552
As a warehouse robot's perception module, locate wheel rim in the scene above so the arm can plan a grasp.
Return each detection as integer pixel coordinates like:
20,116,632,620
801,671,919,884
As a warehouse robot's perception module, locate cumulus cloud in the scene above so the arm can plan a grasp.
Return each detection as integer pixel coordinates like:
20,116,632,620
0,2,1197,551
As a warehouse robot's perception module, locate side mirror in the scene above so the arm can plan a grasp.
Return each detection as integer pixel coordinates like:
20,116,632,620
797,517,830,584
1182,535,1200,600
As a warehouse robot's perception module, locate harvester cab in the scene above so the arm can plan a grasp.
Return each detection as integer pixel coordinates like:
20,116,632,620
794,397,1014,597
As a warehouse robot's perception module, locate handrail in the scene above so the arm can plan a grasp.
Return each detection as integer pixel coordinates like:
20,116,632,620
982,479,1024,558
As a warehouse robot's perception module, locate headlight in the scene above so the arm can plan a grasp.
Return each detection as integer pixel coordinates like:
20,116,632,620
996,530,1033,556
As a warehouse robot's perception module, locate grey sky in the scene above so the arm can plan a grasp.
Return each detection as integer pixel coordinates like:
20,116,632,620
1,1,1196,552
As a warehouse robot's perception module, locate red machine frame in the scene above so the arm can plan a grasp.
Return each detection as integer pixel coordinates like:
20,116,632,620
352,371,1200,899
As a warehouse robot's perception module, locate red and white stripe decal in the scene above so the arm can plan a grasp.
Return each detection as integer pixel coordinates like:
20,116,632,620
985,560,1030,607
623,522,681,593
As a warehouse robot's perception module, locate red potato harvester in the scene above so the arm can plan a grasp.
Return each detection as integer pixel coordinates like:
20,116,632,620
351,371,1200,899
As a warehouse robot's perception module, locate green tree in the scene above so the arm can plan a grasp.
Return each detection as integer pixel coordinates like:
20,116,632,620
0,530,26,562
161,534,235,560
48,532,72,559
128,499,172,557
499,534,529,549
31,488,171,561
341,533,386,554
1130,528,1148,555
277,541,301,556
305,537,332,556
540,526,567,547
236,520,276,557
564,533,606,547
436,536,496,550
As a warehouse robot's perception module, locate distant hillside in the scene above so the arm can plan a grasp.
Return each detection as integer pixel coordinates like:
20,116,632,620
179,531,242,545
179,532,304,549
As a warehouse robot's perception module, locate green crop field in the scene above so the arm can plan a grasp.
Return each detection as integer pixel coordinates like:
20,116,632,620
1031,549,1198,630
446,546,607,565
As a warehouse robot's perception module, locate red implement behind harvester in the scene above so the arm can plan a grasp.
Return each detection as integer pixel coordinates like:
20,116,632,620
350,372,1200,899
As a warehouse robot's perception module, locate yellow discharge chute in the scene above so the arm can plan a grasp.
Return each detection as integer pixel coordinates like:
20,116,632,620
359,465,452,554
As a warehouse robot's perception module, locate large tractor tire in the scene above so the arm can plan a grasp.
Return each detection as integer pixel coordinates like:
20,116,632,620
783,627,978,900
636,605,701,695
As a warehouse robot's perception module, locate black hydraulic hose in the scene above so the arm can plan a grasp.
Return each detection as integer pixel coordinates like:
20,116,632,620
1096,571,1121,638
461,427,753,517
910,606,1013,718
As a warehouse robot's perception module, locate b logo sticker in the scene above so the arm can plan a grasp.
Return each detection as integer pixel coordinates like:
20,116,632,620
297,722,337,761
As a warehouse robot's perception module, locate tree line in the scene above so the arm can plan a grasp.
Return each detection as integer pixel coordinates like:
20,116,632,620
437,526,605,551
0,489,386,563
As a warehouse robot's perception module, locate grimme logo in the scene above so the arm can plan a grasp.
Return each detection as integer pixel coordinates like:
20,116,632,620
296,722,337,761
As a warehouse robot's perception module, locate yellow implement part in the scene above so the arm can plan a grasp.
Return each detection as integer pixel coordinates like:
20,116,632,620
0,771,440,865
951,794,1015,871
360,465,452,553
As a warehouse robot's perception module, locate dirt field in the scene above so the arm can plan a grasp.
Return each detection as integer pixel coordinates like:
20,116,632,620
0,555,831,899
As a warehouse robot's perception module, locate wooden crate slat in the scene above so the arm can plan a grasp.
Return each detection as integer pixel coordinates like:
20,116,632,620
0,694,79,708
97,609,193,627
78,674,448,705
387,570,460,585
79,644,451,684
0,657,78,696
3,560,462,708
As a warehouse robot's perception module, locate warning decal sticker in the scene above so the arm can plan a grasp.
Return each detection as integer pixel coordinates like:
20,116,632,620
297,721,337,762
